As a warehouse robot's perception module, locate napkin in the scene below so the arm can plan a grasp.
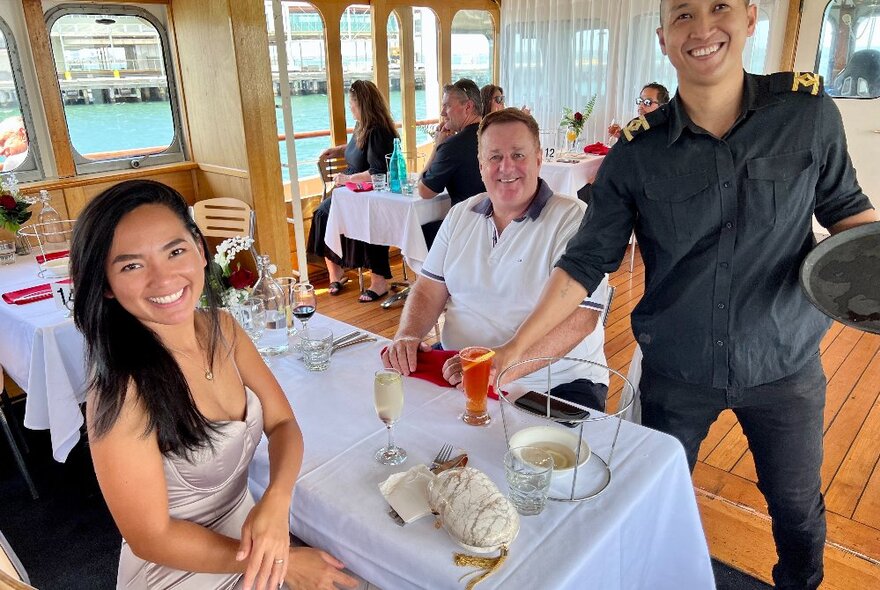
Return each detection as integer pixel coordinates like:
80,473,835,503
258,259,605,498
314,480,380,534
2,278,72,305
345,181,373,192
379,464,434,524
35,250,70,264
379,347,501,399
583,142,610,155
2,283,52,305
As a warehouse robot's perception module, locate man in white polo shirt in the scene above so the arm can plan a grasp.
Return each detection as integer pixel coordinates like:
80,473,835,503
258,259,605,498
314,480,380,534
383,108,610,410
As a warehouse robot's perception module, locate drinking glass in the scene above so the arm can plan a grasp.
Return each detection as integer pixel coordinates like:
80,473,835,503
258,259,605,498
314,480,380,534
370,173,387,191
460,346,493,426
504,446,554,516
374,368,407,465
234,297,266,345
291,282,317,332
275,276,298,335
0,240,15,265
301,326,333,371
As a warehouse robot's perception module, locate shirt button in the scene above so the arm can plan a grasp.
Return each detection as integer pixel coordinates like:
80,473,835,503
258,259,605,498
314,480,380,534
717,303,725,309
716,340,725,347
725,222,733,229
723,181,731,188
720,262,729,268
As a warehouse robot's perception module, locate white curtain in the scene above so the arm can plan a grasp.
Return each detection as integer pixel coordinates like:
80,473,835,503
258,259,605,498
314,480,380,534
499,0,783,144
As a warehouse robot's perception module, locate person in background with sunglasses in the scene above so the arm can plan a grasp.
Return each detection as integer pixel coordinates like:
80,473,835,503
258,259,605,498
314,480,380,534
481,84,532,118
607,82,670,138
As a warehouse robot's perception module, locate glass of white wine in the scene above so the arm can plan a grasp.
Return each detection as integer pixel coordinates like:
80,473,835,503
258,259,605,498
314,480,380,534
374,368,407,465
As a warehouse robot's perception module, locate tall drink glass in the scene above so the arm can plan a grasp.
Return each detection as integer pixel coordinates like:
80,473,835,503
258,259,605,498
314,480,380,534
460,346,494,426
374,368,407,465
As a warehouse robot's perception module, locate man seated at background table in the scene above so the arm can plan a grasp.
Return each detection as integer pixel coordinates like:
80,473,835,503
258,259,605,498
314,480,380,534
417,79,486,206
385,108,610,410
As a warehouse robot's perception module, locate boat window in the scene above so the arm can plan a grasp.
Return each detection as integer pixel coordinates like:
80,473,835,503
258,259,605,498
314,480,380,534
414,7,440,148
387,12,402,128
341,4,373,143
44,5,184,174
816,0,880,98
451,10,494,88
0,17,42,181
268,1,331,183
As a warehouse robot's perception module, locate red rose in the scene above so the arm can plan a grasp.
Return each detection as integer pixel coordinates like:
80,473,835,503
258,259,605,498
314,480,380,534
0,195,16,211
229,266,255,290
574,112,583,122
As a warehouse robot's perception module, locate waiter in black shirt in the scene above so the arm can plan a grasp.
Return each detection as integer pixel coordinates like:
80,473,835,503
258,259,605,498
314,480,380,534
494,2,877,589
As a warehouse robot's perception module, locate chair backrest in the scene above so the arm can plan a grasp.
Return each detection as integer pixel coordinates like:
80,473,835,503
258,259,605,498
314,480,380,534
0,530,32,588
317,155,348,201
190,198,255,240
833,49,880,97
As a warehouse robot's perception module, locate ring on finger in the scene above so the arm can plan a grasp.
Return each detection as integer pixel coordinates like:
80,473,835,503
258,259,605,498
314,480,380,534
274,558,285,565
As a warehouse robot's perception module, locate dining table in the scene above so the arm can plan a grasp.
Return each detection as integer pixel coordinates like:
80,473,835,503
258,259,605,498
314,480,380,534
323,187,451,274
248,314,716,590
0,254,87,462
540,154,605,197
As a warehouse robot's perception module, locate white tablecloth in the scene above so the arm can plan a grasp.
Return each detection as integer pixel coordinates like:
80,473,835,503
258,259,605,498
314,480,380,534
324,188,451,272
249,315,715,590
0,255,87,462
540,155,605,197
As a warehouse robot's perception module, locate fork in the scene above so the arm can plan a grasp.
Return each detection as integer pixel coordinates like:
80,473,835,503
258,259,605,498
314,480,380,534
429,444,454,471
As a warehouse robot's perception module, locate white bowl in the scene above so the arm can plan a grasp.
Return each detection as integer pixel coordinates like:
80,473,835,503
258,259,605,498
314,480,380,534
42,257,70,278
508,426,590,474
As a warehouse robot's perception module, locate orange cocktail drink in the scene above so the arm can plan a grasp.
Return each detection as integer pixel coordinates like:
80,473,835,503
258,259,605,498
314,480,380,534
460,346,494,426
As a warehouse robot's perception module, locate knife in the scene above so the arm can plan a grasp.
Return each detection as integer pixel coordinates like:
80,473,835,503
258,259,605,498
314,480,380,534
332,334,376,353
332,330,361,347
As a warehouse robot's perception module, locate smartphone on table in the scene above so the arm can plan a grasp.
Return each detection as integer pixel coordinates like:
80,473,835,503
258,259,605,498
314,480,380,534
513,390,590,427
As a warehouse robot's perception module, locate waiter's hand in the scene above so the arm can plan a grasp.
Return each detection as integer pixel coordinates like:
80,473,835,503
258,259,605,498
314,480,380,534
382,337,429,375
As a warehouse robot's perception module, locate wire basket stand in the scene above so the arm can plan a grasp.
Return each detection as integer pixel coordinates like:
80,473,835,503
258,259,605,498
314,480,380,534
17,219,75,278
496,356,636,502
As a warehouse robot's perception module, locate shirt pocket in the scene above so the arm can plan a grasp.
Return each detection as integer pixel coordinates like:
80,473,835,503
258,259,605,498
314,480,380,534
643,172,711,242
746,150,814,228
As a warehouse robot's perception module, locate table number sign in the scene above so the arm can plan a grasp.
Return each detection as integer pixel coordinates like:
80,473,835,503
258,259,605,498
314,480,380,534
51,280,74,311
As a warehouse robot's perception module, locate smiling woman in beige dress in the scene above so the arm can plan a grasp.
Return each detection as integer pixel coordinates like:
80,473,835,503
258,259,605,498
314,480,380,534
69,179,357,590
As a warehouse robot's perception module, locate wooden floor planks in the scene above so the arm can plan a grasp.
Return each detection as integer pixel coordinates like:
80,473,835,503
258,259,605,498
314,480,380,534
309,247,880,586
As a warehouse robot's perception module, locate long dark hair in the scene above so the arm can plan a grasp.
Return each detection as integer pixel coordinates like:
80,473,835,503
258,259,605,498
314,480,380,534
480,84,503,118
349,79,398,149
70,180,223,457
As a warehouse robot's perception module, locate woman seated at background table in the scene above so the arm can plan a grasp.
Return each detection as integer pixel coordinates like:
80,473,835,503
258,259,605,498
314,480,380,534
70,180,356,590
307,79,397,302
480,84,530,118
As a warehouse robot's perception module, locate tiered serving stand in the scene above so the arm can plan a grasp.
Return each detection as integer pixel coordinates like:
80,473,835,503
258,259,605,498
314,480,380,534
496,356,636,502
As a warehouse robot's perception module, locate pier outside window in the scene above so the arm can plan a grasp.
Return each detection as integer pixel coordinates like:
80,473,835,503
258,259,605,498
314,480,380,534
44,4,185,174
0,17,43,182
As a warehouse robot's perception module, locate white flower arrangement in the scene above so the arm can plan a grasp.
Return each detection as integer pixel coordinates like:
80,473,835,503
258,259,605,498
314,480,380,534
206,236,257,307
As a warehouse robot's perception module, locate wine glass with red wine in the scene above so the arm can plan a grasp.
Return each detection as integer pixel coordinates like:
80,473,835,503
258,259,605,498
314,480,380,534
292,282,317,333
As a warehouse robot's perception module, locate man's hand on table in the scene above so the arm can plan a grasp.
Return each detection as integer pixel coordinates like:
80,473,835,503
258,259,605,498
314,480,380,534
382,336,430,375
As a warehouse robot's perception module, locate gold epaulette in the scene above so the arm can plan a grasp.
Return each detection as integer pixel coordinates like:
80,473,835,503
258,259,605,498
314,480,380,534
770,71,825,97
618,108,667,144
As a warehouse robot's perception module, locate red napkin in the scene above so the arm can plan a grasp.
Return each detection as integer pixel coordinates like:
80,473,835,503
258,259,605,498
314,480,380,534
3,283,51,305
380,347,501,399
2,278,72,305
583,142,610,155
35,250,69,264
345,181,374,192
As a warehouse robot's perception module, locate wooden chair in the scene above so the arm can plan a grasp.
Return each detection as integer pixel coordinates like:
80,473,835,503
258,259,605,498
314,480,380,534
317,153,348,202
189,197,259,263
0,367,38,500
0,530,35,589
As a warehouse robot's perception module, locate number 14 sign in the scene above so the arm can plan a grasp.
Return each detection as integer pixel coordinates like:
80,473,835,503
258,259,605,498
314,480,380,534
51,280,74,312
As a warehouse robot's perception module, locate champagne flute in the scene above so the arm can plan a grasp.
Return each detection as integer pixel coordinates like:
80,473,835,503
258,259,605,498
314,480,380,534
374,368,407,465
608,117,619,144
292,282,317,332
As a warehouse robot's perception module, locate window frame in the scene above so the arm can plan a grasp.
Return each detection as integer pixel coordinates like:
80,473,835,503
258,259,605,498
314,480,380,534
44,3,187,174
0,16,44,182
